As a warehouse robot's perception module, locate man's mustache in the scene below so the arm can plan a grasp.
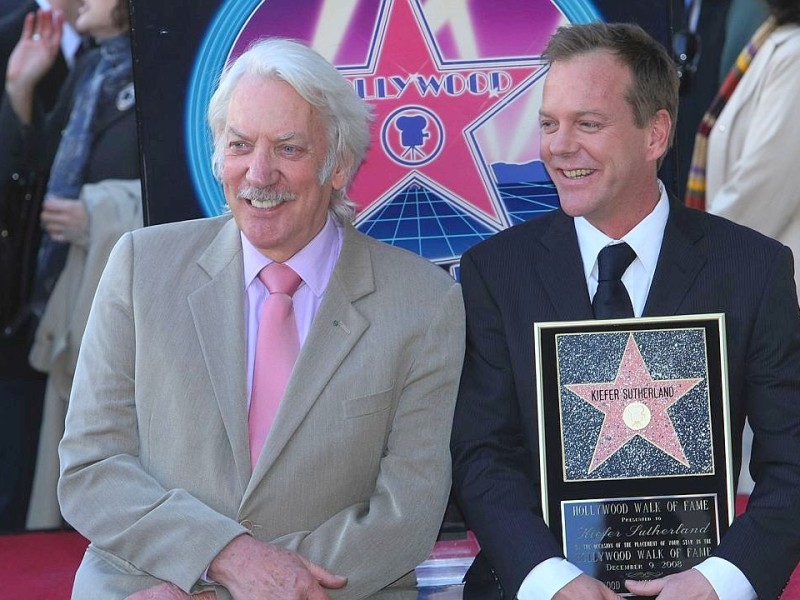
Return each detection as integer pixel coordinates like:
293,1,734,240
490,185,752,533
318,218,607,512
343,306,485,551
238,186,298,204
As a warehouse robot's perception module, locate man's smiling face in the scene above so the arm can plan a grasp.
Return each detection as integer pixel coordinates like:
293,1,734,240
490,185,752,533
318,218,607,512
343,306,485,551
222,75,346,262
539,50,667,238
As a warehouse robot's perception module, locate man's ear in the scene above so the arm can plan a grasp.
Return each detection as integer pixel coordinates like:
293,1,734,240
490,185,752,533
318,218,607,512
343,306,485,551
646,109,672,163
330,160,350,191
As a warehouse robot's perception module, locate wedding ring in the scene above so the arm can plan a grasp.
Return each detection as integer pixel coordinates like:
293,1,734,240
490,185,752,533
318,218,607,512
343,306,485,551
32,33,41,41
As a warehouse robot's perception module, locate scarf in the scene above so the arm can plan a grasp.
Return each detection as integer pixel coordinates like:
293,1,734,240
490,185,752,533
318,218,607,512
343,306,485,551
31,33,134,317
684,17,777,210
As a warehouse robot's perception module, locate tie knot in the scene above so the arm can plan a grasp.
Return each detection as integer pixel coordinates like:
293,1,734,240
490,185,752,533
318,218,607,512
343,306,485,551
597,242,636,282
259,262,302,296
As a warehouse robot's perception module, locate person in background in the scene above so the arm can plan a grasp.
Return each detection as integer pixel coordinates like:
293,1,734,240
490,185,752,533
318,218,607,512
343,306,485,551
671,0,771,201
0,0,82,532
1,0,140,530
452,21,800,600
686,0,800,295
57,37,464,599
685,0,800,510
671,0,733,200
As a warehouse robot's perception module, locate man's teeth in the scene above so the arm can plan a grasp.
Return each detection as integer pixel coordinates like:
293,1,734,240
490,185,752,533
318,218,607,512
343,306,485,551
249,197,284,209
563,169,594,179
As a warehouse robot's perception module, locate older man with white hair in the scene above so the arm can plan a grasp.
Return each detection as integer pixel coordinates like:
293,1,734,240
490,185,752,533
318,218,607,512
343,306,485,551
57,37,465,600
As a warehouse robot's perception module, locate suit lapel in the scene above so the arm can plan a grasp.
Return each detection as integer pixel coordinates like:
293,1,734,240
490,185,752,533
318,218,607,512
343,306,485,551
536,212,594,320
187,218,252,491
643,203,707,317
246,223,374,488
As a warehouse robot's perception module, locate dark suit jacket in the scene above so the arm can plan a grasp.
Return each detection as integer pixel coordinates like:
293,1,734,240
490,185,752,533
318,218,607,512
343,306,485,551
451,202,800,600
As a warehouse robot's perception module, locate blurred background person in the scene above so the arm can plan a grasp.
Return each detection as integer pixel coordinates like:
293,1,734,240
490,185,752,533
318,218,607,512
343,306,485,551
686,0,800,294
0,0,82,533
672,0,732,199
685,0,800,499
670,0,769,199
1,0,141,530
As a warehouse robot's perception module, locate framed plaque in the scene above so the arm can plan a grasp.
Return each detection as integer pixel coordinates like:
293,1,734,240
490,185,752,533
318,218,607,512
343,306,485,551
534,314,734,596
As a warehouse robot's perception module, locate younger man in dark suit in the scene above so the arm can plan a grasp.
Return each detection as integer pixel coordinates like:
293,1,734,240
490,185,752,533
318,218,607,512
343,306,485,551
451,22,800,600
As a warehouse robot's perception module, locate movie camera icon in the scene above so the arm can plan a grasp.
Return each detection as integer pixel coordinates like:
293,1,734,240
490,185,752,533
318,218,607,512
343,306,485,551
381,106,444,167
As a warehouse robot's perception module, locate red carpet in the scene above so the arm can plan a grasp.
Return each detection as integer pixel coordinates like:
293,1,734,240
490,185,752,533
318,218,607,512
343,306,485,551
1,504,798,599
0,529,87,599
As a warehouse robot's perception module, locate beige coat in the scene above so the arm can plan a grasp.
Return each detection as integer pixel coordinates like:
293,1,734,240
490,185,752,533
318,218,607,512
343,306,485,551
26,179,143,529
58,215,465,599
706,24,800,296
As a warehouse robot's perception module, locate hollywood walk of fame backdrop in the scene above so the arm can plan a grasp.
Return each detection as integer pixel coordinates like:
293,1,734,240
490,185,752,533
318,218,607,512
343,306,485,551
129,0,674,276
534,314,735,588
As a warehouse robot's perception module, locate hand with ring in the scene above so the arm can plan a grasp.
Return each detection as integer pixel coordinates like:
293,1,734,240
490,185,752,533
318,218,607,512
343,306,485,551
5,8,64,121
41,195,89,245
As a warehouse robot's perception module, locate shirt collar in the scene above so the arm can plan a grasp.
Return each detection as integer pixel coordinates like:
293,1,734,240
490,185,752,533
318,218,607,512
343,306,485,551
574,181,670,280
241,214,342,298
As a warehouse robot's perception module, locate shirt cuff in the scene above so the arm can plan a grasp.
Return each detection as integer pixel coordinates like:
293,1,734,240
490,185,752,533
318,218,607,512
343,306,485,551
693,558,756,600
516,558,582,600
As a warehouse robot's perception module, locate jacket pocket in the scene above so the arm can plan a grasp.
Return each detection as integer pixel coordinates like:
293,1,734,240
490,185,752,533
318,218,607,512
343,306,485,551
343,387,393,418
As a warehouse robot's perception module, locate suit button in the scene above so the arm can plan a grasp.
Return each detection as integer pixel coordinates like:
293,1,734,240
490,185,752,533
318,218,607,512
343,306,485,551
239,519,254,531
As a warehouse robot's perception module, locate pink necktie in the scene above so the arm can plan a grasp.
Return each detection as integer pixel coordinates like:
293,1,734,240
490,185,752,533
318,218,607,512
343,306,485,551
248,262,302,469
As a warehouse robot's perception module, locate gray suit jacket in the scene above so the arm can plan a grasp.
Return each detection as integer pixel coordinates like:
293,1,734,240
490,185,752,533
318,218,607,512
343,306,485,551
58,215,465,600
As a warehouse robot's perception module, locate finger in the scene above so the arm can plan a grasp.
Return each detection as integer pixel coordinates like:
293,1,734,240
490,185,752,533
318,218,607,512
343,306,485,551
625,578,665,595
44,224,65,240
300,558,347,589
40,209,68,227
22,11,35,40
41,205,73,223
52,10,64,30
38,9,52,41
50,11,64,46
43,197,74,210
40,218,64,235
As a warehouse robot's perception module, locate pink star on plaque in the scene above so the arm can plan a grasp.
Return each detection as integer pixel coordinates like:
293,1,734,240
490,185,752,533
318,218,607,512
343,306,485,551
565,334,702,474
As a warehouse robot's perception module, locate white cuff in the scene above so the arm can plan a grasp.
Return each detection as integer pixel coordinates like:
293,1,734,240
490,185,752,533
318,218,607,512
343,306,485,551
516,558,582,600
692,558,756,600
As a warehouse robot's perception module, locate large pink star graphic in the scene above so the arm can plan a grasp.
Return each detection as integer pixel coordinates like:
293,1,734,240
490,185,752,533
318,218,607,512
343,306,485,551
565,334,703,474
344,0,543,225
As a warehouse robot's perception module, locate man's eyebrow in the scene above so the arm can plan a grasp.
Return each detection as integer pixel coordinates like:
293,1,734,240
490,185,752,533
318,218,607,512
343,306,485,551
227,126,249,139
225,128,304,142
573,110,606,119
538,109,607,119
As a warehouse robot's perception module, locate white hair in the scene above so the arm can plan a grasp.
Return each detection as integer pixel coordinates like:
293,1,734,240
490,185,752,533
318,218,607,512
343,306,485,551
207,38,373,223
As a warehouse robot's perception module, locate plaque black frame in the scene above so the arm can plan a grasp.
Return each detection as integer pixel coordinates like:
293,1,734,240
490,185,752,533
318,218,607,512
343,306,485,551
534,314,734,594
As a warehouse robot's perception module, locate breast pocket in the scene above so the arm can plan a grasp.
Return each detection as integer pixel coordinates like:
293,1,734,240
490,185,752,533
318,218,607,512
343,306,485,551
343,387,393,419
